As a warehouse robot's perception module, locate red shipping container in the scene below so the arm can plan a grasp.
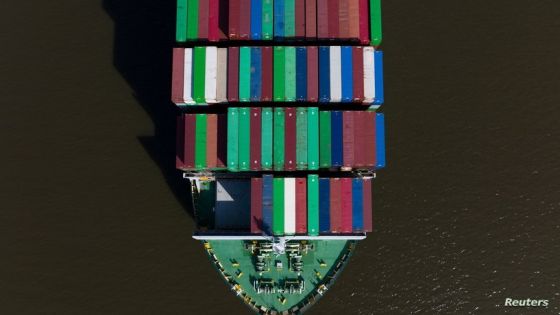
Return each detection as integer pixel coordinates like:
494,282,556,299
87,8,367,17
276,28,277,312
239,0,251,39
353,112,366,167
216,113,228,167
208,0,220,41
358,0,369,44
340,178,353,233
307,46,318,102
305,0,317,38
227,47,239,102
176,115,185,169
295,178,307,234
171,48,184,104
338,0,349,39
198,0,209,39
363,178,373,232
352,46,364,102
327,0,339,39
363,111,376,167
348,0,360,40
206,114,218,168
184,114,197,169
295,0,306,38
330,178,342,232
229,0,240,39
342,111,355,167
317,0,328,39
250,108,262,170
251,177,263,233
262,47,273,101
285,108,297,171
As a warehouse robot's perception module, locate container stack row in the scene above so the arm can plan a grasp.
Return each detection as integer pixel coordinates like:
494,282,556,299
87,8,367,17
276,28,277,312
171,46,383,106
176,109,385,172
176,0,382,45
248,175,373,236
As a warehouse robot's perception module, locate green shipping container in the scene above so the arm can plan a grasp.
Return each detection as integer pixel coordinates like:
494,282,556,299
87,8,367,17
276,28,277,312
176,0,187,42
307,175,319,236
195,114,207,169
273,178,285,235
370,0,383,46
284,47,296,102
239,47,251,102
238,108,251,170
296,108,308,170
273,108,285,170
273,47,285,102
284,0,296,37
307,107,319,170
186,0,199,40
319,111,332,168
227,108,239,171
262,0,274,40
193,47,206,104
261,108,273,170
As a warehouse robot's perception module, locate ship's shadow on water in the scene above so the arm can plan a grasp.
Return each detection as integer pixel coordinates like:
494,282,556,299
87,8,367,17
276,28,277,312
103,0,194,218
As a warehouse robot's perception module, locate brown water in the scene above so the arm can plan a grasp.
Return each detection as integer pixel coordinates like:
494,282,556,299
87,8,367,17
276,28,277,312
2,0,560,314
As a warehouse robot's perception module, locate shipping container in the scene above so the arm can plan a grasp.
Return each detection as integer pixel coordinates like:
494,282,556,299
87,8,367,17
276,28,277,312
319,111,332,168
363,178,373,232
206,114,218,168
239,0,251,39
274,0,285,38
261,108,274,170
295,0,305,38
172,48,185,105
341,178,353,233
327,0,339,39
239,47,251,102
251,177,263,233
227,108,239,171
272,178,285,235
307,175,320,235
208,0,220,41
250,47,262,101
175,115,185,169
358,0,369,44
351,178,364,232
363,111,376,167
370,0,383,46
186,0,199,40
284,178,296,235
352,46,364,102
318,46,330,102
296,108,308,170
363,46,375,104
295,178,307,234
296,47,307,101
306,46,319,102
250,108,262,171
273,47,286,102
284,47,297,102
329,178,342,232
183,48,194,104
262,47,273,101
176,0,187,42
342,111,355,168
227,47,239,102
319,178,331,233
262,175,274,234
331,111,343,167
339,0,349,39
341,46,353,102
198,0,209,40
273,108,286,170
193,47,206,104
184,114,197,169
329,46,342,102
305,0,317,38
348,0,360,40
284,108,297,171
251,0,263,40
205,47,218,103
262,0,274,40
284,0,296,37
373,50,384,106
317,0,329,39
216,48,228,103
238,108,251,171
376,112,386,169
307,107,320,170
229,0,240,39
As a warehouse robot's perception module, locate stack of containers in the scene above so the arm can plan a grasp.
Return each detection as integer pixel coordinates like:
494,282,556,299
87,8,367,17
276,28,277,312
176,0,382,45
174,0,385,237
171,46,384,106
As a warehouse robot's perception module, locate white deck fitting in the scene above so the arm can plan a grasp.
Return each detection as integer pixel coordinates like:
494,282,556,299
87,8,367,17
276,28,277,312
204,47,218,103
363,47,375,104
329,46,342,102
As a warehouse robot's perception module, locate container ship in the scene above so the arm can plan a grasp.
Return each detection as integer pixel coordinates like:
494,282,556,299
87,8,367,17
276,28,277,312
171,1,384,313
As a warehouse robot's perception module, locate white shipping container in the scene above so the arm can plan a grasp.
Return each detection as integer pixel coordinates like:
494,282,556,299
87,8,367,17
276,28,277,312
183,48,195,105
363,47,375,104
205,47,218,103
329,46,342,102
284,178,296,235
